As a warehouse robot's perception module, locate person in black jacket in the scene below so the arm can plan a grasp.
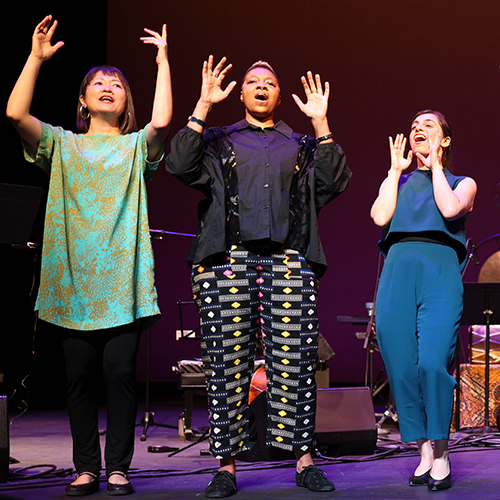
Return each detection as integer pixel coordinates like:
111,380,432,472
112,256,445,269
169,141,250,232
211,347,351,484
166,55,351,498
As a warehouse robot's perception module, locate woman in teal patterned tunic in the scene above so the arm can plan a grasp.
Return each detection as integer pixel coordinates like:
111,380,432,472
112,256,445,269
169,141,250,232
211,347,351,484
6,15,172,496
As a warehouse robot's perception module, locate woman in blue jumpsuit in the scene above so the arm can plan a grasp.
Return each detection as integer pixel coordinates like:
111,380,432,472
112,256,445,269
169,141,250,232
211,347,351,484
371,110,477,491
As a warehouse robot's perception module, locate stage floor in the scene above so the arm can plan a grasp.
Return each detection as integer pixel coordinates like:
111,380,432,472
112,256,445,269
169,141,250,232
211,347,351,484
2,386,499,499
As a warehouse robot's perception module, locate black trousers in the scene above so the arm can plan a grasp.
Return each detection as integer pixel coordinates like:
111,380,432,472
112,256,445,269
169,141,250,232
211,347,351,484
60,324,140,476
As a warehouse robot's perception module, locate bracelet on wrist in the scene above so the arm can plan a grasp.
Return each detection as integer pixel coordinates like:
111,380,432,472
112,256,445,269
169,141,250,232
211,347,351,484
188,115,206,127
316,133,333,143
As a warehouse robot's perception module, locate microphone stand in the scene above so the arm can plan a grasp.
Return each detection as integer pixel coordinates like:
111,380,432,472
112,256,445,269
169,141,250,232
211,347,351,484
136,228,196,441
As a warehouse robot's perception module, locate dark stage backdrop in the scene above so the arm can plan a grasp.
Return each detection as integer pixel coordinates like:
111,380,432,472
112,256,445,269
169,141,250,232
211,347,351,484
2,2,499,399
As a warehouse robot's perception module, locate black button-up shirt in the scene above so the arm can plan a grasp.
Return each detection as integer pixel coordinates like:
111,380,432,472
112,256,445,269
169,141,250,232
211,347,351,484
230,120,298,243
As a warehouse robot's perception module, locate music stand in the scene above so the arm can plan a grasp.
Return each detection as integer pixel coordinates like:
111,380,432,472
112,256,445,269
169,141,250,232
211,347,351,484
460,282,500,431
0,183,43,477
0,183,43,248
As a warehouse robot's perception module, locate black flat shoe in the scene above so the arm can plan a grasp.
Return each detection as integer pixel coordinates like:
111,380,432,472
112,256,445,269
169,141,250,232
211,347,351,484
428,472,451,491
65,472,100,497
295,465,335,492
204,470,237,498
409,469,431,486
107,471,134,496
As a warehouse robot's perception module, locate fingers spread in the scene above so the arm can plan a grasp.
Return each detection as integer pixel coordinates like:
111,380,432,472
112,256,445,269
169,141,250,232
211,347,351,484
301,72,328,96
291,93,305,110
323,80,330,98
314,73,323,94
213,56,228,75
307,71,316,92
300,75,311,94
224,80,237,96
206,55,214,73
218,62,233,80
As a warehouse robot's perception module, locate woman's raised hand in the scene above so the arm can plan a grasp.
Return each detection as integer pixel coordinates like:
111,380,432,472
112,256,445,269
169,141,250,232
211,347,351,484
199,55,237,106
140,24,168,65
31,15,64,62
415,131,443,171
292,71,329,121
389,134,413,172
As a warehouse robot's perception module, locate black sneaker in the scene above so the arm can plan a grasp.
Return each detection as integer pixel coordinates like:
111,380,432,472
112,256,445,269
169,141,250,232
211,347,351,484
295,465,335,492
205,470,237,498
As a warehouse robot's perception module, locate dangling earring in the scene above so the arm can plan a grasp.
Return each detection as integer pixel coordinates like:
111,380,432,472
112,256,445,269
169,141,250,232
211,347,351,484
79,105,90,121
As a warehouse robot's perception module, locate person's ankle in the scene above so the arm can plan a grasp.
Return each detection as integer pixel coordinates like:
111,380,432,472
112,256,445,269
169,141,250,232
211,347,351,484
219,459,236,476
295,451,314,472
414,459,432,476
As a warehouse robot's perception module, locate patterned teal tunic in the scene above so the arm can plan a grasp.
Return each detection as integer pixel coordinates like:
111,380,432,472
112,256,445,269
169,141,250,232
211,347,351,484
23,122,161,331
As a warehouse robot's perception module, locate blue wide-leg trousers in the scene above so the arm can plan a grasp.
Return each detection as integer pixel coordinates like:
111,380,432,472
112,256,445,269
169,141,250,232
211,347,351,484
375,242,463,442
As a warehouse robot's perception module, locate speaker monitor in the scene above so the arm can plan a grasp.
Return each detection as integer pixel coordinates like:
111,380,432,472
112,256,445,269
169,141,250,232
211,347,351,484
237,386,377,462
315,387,377,457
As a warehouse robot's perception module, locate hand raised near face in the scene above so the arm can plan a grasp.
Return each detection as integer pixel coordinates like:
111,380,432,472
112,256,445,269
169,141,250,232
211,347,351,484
199,55,237,106
292,71,329,121
389,134,413,172
414,131,444,171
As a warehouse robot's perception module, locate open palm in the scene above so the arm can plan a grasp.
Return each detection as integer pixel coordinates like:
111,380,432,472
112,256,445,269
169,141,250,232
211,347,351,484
292,71,329,120
389,134,413,172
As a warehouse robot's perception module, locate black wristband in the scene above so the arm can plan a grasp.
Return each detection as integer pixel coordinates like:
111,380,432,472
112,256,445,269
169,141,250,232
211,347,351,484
316,133,333,143
188,115,206,127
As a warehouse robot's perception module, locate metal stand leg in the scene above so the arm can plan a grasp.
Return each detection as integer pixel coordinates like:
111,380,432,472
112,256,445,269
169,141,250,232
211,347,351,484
376,402,398,428
137,328,176,441
455,331,461,432
483,307,493,433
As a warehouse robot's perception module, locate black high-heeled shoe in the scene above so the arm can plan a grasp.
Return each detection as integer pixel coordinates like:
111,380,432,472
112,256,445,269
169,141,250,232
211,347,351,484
428,471,451,491
408,469,430,486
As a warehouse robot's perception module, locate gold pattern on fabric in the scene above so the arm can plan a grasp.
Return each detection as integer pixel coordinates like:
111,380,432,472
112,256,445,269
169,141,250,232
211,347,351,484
24,122,161,330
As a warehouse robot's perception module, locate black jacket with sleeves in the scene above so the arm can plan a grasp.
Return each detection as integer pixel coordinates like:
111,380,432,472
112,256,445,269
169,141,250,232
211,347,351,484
165,119,351,278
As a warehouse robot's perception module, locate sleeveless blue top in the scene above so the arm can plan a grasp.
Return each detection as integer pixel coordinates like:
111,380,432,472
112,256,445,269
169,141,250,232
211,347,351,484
378,168,468,270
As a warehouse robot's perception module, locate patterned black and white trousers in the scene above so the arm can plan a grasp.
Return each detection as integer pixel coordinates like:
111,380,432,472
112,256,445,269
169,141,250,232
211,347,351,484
191,244,319,459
